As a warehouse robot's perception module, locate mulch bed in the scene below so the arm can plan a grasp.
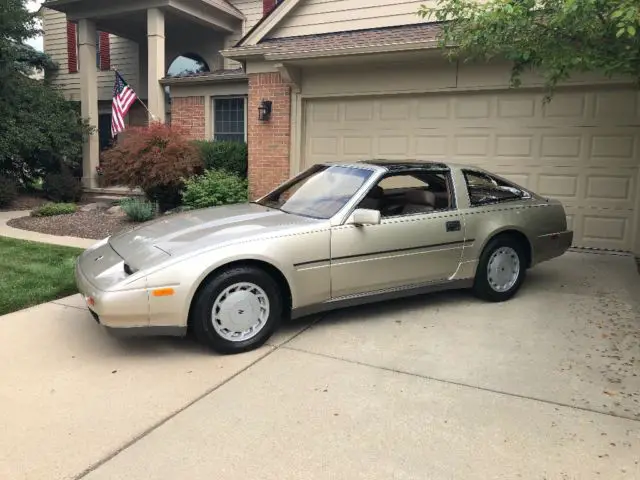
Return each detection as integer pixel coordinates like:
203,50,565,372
7,211,135,240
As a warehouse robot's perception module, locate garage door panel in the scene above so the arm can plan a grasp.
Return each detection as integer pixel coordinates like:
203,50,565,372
589,131,638,166
343,136,373,157
568,208,635,251
303,88,640,251
417,98,449,119
540,134,583,161
537,172,580,203
592,90,640,119
583,170,637,210
542,92,588,120
415,135,449,157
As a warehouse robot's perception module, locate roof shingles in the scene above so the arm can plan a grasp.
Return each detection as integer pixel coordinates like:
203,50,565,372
229,22,443,56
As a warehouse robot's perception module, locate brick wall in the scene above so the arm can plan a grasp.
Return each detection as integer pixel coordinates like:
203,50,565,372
248,72,291,199
170,96,205,140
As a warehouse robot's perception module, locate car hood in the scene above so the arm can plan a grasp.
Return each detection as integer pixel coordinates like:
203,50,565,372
108,203,319,270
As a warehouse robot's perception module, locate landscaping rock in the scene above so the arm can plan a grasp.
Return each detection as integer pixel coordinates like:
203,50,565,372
79,202,109,213
105,205,124,216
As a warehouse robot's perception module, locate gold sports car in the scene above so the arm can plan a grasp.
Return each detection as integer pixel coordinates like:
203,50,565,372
76,160,573,354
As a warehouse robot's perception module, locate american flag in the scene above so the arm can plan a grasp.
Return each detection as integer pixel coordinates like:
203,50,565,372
111,71,137,137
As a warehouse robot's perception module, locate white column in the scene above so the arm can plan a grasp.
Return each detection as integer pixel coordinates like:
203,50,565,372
78,19,99,189
147,8,165,123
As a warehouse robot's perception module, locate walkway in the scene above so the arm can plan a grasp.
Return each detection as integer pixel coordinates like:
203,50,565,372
0,210,95,249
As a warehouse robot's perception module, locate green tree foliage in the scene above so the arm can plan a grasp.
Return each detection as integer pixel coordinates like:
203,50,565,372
419,0,640,97
0,0,91,184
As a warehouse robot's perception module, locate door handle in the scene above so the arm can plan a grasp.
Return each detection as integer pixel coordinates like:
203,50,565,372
446,220,461,232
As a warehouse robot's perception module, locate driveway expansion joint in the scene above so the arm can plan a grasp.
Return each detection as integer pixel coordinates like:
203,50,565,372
281,345,640,424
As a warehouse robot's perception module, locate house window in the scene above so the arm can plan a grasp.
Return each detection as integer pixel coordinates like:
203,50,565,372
212,97,246,142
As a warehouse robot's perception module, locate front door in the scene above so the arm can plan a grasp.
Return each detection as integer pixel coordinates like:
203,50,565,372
330,210,466,298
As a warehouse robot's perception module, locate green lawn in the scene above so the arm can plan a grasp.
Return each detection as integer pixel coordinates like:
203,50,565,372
0,237,83,316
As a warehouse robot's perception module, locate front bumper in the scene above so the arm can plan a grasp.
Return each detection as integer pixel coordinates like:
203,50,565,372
74,256,149,329
74,251,187,337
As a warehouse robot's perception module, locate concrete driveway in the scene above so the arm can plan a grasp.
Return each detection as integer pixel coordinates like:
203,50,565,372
1,250,639,480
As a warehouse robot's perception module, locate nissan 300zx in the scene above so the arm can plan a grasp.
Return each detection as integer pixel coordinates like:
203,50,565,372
75,160,573,353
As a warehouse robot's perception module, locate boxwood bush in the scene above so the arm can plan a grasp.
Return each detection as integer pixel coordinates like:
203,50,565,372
194,140,247,178
181,169,248,210
31,202,78,217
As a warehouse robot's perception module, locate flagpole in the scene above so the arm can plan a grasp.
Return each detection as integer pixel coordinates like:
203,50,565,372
111,68,159,122
135,96,159,122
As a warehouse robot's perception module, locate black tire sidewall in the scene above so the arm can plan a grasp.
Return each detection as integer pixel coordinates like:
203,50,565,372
192,267,282,354
473,236,526,302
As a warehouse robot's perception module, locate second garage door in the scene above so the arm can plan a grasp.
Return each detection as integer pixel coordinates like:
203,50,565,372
302,88,640,251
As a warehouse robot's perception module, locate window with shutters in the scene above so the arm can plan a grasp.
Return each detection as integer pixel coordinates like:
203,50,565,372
66,22,110,73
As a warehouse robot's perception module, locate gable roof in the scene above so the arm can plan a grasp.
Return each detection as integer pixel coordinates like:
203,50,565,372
237,0,303,47
224,22,443,61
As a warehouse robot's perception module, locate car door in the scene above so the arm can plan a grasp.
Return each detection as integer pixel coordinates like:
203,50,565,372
330,210,466,298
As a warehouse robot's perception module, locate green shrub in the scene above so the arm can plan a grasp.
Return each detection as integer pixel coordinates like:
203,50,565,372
120,197,156,222
194,140,247,177
31,202,78,217
0,176,18,208
43,171,82,203
181,169,248,210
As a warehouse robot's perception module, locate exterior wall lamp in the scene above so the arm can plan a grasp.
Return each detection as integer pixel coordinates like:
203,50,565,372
258,99,272,121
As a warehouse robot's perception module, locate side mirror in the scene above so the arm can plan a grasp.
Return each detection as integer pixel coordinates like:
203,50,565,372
349,208,381,226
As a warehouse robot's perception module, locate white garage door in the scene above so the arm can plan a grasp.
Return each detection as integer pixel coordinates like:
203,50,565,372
303,88,640,251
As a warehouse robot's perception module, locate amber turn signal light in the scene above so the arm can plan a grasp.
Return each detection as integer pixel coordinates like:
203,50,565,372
152,288,175,297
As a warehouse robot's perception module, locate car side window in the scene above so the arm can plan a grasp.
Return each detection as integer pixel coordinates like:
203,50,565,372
357,172,454,218
463,170,527,207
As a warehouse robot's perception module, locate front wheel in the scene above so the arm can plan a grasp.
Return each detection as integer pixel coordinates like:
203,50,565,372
191,266,283,354
473,236,526,302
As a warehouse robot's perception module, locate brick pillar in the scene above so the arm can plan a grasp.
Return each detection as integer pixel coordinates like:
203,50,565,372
248,72,291,199
170,96,205,140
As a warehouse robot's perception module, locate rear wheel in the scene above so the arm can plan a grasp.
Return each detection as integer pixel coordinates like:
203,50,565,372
473,235,526,302
191,266,282,354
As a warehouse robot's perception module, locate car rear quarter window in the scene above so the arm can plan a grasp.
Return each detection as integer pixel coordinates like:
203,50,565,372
463,170,526,207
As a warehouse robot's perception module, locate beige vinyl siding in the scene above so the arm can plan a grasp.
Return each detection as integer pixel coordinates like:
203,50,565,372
224,0,264,68
43,8,79,98
298,63,640,252
269,0,433,39
43,8,140,102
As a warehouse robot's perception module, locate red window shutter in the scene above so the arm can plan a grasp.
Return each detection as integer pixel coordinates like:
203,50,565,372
99,31,110,70
263,0,276,16
67,21,78,73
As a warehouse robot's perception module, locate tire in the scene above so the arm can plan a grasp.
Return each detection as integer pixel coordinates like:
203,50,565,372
473,235,527,302
191,266,283,354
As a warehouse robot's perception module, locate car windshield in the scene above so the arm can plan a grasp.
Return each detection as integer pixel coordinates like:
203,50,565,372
256,164,373,219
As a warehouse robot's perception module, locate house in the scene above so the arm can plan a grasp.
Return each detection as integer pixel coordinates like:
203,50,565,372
42,0,640,255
